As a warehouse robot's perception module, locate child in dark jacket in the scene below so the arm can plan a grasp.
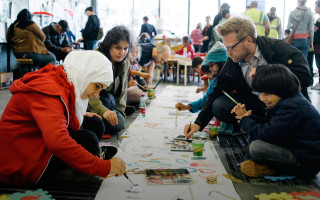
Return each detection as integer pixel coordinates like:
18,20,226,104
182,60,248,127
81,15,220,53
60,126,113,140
232,64,320,178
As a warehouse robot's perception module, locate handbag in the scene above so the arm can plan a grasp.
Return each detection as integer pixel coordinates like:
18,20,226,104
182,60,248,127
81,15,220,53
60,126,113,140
285,10,306,44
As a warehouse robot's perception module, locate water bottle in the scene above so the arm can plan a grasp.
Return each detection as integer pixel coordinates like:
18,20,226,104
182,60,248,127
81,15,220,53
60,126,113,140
183,47,187,57
139,94,146,117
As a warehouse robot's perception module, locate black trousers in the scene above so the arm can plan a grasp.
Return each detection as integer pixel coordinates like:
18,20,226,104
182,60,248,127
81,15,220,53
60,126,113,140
39,116,104,182
212,92,265,125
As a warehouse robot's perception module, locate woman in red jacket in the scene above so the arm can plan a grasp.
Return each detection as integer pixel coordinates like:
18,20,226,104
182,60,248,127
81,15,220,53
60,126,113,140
0,50,126,186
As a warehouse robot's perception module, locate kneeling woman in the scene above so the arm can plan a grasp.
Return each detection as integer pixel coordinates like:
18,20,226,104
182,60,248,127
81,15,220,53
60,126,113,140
0,51,126,186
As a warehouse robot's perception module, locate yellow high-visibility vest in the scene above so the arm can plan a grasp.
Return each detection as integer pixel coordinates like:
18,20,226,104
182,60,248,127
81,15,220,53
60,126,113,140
269,17,281,39
245,8,266,36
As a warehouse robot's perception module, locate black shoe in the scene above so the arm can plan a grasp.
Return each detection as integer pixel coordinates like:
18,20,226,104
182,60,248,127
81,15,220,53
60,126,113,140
99,145,118,160
125,105,136,116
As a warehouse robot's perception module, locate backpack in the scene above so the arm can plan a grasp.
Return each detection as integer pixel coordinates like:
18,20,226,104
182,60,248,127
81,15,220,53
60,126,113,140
97,28,103,40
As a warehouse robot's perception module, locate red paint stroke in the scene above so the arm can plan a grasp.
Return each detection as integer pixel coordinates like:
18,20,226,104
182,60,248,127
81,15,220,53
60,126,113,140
190,161,215,167
21,195,42,200
198,168,216,173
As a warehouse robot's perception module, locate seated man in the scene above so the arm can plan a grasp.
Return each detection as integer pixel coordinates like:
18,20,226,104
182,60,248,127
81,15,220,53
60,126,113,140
185,16,312,138
42,20,72,61
138,43,171,85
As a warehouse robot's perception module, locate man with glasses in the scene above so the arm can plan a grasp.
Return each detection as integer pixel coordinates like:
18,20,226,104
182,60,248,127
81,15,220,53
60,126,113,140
185,16,312,138
138,43,171,85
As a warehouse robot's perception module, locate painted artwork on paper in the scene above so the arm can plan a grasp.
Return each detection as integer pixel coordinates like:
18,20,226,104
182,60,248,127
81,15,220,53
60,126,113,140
145,169,192,185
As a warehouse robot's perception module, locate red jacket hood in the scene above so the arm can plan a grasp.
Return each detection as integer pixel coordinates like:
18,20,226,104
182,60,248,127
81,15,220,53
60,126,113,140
10,64,68,97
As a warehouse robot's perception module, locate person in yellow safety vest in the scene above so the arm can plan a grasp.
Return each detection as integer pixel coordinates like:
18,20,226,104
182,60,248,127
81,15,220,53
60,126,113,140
267,7,283,39
245,1,270,36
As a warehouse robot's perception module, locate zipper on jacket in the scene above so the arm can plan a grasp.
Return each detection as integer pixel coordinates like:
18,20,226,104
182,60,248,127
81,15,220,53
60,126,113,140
60,96,70,127
36,155,53,184
36,96,69,184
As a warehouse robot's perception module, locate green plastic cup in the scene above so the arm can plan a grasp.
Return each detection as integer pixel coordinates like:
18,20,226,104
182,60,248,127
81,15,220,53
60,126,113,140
148,89,155,99
192,140,205,156
208,125,219,139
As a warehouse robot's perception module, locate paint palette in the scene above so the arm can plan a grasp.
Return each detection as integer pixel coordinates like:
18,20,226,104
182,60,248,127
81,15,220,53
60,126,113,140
145,169,192,185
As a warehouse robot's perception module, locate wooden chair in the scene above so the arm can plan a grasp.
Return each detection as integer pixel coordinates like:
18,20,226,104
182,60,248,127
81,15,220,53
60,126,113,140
16,58,38,78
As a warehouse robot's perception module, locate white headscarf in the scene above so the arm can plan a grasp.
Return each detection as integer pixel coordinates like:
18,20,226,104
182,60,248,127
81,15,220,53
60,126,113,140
63,50,113,125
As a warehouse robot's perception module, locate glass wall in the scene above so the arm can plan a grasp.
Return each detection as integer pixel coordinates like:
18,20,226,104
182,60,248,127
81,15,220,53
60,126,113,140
160,0,188,38
189,0,218,35
133,0,158,38
98,0,133,38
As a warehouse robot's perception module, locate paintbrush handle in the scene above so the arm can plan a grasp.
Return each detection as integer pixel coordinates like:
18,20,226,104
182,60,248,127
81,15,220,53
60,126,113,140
100,168,138,179
154,80,162,89
124,173,136,186
222,91,239,105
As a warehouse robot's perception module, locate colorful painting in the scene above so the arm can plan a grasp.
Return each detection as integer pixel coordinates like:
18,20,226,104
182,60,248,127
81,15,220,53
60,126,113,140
145,169,192,185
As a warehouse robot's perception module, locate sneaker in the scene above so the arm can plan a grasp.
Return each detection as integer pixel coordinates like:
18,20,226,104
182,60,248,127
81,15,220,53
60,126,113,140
311,83,320,90
240,160,275,178
99,145,118,160
125,105,136,116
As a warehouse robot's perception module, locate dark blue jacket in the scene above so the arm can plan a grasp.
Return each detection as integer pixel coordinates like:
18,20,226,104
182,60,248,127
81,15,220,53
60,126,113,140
82,15,100,41
240,92,320,171
140,23,157,42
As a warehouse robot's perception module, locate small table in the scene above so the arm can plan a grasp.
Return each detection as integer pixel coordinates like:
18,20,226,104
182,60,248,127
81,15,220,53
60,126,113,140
177,59,192,86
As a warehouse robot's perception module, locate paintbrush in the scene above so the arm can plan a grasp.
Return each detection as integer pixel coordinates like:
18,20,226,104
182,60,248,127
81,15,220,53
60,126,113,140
154,79,162,89
99,168,138,179
186,122,192,141
124,173,138,186
222,90,239,105
175,108,178,127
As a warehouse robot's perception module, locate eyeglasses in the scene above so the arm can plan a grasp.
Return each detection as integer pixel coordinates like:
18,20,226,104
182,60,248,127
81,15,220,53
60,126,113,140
225,36,248,51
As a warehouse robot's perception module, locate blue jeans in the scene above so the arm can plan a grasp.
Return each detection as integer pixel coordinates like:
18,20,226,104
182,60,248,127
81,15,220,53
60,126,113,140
85,40,98,50
99,91,125,135
292,38,309,60
246,139,318,178
15,51,56,67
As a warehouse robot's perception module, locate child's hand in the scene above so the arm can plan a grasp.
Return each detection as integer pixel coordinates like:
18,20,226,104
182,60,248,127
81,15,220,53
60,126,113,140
231,104,252,122
235,110,252,122
175,102,191,111
196,87,204,93
231,104,246,116
141,72,151,79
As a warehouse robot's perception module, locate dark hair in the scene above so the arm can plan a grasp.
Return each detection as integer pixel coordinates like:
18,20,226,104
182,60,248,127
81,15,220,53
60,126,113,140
192,57,203,69
58,20,69,32
98,25,133,62
270,7,276,12
8,9,34,44
252,64,300,98
220,3,230,11
316,0,320,7
201,62,224,76
143,16,148,21
221,9,230,18
139,32,150,39
285,29,291,34
182,36,191,44
85,7,94,12
196,23,202,29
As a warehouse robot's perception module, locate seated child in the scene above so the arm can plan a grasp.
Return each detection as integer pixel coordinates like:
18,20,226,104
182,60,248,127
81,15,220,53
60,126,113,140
231,64,320,178
191,57,209,93
176,42,227,113
175,36,195,59
138,32,151,44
